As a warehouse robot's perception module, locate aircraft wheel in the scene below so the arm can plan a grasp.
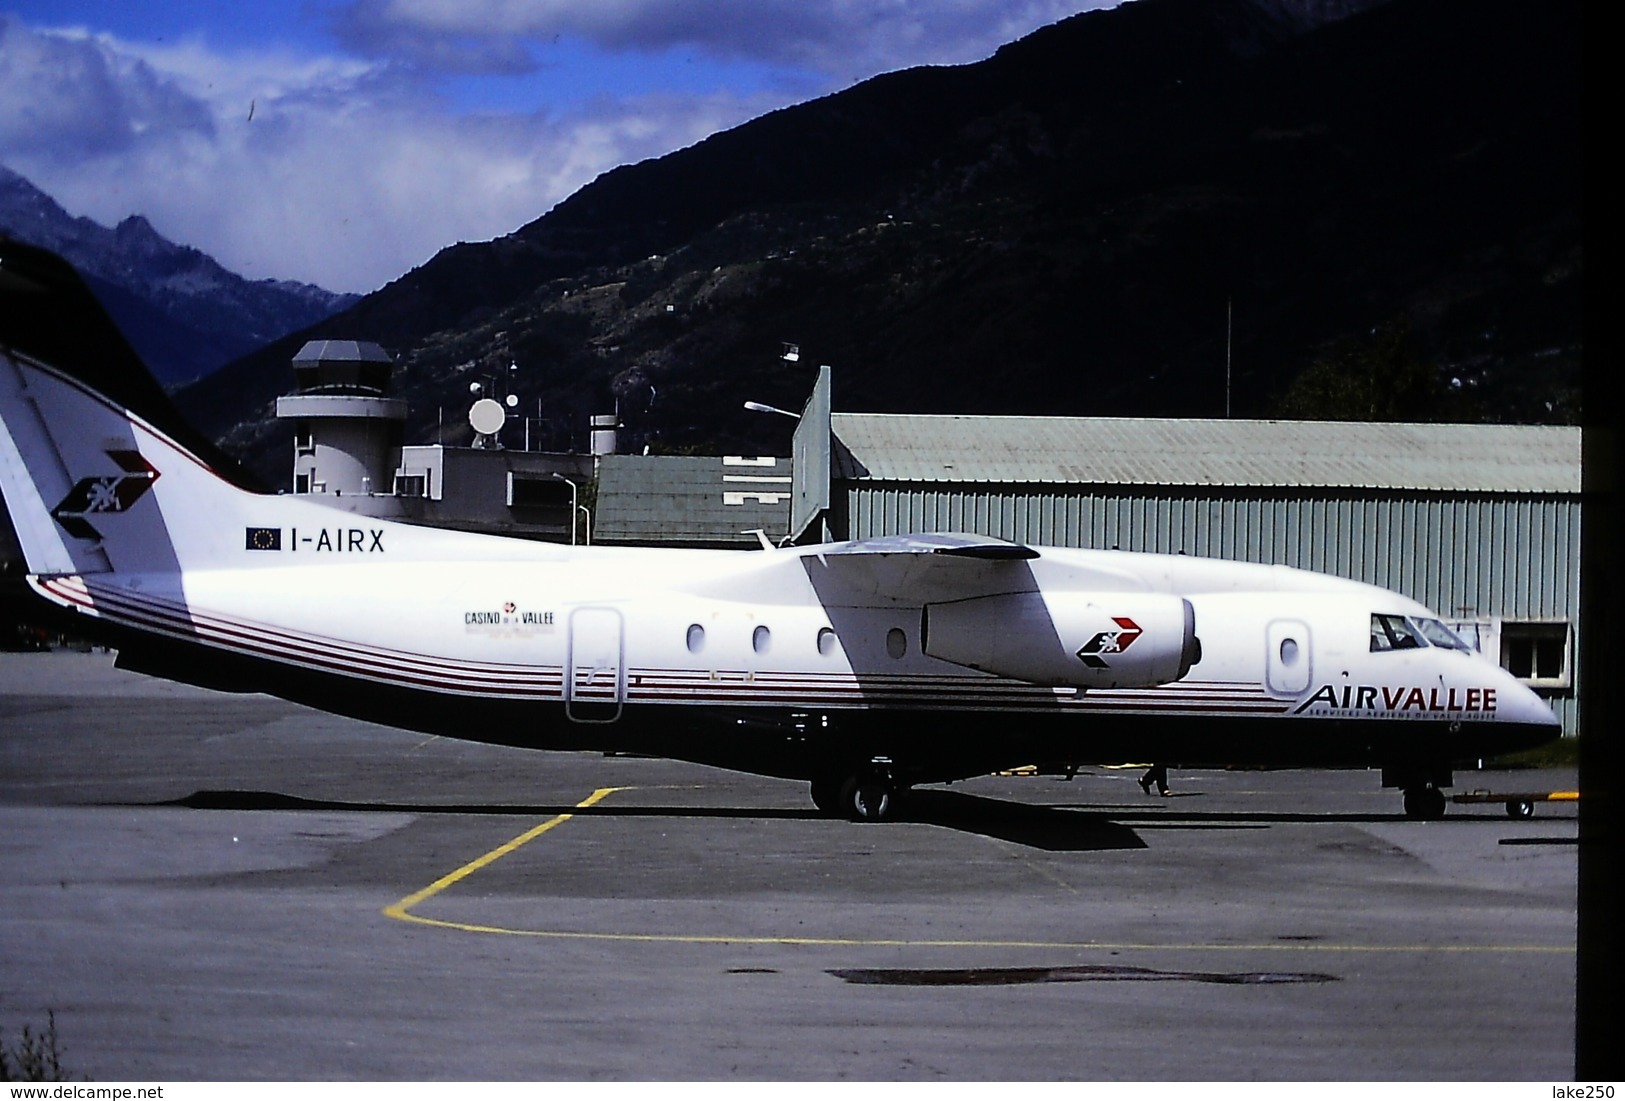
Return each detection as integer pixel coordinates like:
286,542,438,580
840,775,895,822
1402,785,1447,820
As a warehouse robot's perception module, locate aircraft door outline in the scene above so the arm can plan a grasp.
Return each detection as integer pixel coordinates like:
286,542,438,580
566,606,625,723
1265,618,1312,697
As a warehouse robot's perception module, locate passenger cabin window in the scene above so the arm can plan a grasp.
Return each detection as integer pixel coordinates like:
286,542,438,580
817,628,837,657
885,627,907,660
752,625,771,654
1370,613,1424,652
686,624,705,654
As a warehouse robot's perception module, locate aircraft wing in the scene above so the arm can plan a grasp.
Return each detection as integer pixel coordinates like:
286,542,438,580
813,532,1040,561
801,533,1196,686
799,532,1041,605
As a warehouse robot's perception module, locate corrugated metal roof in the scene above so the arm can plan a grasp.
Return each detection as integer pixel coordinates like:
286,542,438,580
831,414,1580,493
594,454,791,545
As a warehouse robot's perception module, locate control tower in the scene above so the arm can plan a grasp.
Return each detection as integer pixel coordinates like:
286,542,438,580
275,340,406,497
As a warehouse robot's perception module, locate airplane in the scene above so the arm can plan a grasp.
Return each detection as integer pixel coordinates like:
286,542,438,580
0,238,1559,821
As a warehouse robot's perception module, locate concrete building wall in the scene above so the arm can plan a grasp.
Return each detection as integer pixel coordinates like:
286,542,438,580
295,421,398,496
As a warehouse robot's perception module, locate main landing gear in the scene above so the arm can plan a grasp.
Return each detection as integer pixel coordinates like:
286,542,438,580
810,762,902,822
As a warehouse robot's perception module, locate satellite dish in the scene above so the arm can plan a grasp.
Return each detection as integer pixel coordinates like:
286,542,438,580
469,398,506,436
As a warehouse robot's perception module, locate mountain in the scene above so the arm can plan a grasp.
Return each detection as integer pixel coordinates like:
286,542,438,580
0,165,358,388
178,0,1579,484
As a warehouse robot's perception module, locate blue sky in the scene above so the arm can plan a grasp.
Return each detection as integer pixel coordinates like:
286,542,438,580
1,1,1110,291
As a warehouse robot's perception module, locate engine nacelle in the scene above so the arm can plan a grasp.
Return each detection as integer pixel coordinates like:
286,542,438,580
922,591,1199,688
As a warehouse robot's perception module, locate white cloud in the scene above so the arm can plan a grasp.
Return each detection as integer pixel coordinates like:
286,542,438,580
0,16,214,156
1,3,1108,292
0,15,768,291
335,0,1106,81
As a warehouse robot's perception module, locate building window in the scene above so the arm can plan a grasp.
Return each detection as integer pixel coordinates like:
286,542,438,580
507,473,572,509
1500,621,1571,688
394,472,428,498
293,423,315,455
294,472,311,494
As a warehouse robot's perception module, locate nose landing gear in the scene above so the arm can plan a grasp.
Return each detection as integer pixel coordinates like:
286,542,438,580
1401,784,1448,820
1383,764,1453,820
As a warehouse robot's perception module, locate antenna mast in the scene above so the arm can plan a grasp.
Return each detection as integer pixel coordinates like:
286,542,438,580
1225,297,1233,418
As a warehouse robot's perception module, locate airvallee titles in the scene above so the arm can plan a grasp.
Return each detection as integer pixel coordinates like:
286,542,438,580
0,238,1557,820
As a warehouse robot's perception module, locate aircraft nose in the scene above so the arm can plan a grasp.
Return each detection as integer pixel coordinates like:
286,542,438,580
1490,662,1560,729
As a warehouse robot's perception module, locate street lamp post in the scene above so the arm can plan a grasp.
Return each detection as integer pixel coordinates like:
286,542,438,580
551,473,578,546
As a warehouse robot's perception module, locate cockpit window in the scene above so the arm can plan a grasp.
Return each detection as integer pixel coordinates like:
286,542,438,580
1370,613,1424,652
1414,617,1472,652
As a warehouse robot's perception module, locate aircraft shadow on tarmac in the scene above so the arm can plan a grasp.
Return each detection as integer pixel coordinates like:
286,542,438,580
894,788,1147,850
141,785,1539,853
155,787,1143,851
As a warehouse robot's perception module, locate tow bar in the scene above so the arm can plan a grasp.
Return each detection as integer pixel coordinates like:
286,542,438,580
1451,788,1579,819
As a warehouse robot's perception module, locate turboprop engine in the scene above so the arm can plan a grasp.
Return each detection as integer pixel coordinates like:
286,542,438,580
922,591,1200,689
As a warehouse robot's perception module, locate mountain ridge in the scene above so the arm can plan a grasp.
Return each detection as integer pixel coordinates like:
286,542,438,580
0,164,358,388
164,0,1579,480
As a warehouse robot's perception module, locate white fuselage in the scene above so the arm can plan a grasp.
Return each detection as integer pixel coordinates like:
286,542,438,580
32,529,1555,739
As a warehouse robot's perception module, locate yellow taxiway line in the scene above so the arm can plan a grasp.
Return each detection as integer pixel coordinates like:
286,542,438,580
383,786,1574,954
383,786,620,925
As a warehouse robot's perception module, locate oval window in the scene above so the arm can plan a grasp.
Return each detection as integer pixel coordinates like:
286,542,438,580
686,623,705,654
1280,638,1299,666
817,627,837,656
885,627,907,660
753,625,771,654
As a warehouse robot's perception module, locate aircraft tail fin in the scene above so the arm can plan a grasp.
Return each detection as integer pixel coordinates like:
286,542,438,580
0,237,266,577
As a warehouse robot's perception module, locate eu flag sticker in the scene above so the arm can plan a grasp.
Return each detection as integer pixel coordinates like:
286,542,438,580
245,527,282,551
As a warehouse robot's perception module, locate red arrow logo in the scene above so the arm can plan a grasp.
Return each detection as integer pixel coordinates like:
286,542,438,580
1076,617,1143,668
